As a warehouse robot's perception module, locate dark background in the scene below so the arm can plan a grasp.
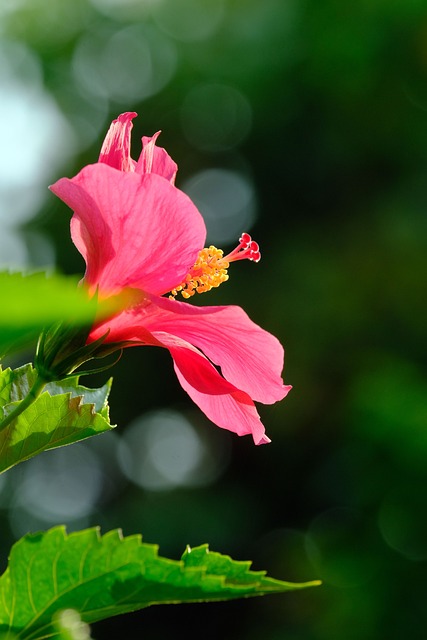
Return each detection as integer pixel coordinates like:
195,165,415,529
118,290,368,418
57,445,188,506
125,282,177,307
1,1,427,638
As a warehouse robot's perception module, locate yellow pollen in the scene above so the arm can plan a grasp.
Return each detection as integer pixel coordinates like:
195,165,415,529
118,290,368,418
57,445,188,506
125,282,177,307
170,246,229,299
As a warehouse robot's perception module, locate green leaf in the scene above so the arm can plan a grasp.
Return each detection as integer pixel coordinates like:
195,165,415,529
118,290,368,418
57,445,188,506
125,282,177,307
0,527,320,639
0,271,95,357
0,364,113,474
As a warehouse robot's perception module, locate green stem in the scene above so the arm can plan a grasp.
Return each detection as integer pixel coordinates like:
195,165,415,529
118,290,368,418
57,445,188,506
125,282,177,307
0,373,46,433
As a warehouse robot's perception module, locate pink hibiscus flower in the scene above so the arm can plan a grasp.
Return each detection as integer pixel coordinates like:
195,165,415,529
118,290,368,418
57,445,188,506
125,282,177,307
50,112,291,445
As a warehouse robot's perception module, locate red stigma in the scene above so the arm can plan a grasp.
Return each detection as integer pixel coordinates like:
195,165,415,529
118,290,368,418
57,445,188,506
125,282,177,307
224,233,261,264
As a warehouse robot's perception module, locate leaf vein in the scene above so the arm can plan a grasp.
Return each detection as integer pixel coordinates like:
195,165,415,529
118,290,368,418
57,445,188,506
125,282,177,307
26,556,37,615
19,562,138,636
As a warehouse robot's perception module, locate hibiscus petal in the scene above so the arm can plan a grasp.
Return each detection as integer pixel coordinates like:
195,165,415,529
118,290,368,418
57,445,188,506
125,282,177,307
136,133,178,184
141,296,290,404
89,302,161,345
153,331,271,445
88,306,271,444
98,112,137,172
50,164,206,296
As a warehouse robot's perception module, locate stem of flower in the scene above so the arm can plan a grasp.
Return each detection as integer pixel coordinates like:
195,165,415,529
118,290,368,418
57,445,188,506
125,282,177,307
0,373,47,434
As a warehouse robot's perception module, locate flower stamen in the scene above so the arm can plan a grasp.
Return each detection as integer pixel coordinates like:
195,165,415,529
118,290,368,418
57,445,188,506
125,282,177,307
170,233,261,299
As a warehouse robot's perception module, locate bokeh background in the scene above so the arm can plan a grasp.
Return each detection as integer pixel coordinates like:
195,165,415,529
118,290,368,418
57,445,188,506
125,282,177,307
1,0,427,638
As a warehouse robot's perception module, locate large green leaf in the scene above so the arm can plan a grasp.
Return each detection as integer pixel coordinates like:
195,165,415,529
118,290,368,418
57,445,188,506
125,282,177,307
0,364,113,474
0,271,95,357
0,527,320,639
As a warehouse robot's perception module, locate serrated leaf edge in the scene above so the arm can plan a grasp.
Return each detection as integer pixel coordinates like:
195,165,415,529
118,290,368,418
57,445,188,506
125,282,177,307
1,526,320,640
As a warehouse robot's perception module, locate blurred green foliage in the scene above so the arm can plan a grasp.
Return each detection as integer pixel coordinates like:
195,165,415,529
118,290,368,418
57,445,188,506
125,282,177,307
1,0,427,638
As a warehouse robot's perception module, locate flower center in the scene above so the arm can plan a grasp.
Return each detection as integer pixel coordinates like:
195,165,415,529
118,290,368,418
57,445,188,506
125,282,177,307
170,233,260,299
